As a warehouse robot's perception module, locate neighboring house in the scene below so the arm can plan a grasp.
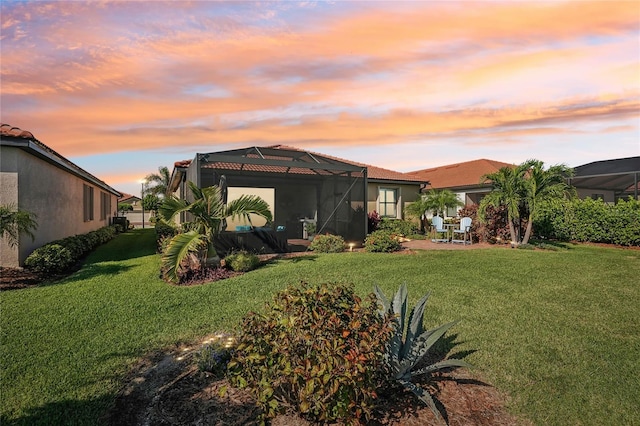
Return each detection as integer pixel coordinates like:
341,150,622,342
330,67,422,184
570,156,640,203
0,124,120,267
167,145,426,243
118,193,141,209
407,159,515,216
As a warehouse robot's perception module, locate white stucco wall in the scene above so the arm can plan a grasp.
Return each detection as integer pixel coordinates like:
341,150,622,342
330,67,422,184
0,146,118,267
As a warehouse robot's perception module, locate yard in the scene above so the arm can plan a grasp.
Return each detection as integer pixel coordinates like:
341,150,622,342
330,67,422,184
1,229,639,425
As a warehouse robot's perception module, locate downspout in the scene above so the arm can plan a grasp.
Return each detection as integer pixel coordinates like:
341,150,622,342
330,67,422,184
363,167,368,239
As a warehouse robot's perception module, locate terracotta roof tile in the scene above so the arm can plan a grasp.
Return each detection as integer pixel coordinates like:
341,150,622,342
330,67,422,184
407,159,515,189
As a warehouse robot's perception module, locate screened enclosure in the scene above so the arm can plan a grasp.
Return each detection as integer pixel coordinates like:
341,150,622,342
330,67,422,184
176,146,368,249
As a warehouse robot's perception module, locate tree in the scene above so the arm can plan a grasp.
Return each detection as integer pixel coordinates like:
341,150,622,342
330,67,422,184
142,194,160,215
144,166,171,197
118,202,133,215
480,159,573,245
0,204,38,248
521,160,574,244
421,189,464,218
159,181,272,283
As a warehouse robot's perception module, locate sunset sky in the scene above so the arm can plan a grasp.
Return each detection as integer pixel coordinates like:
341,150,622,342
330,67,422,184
1,0,639,197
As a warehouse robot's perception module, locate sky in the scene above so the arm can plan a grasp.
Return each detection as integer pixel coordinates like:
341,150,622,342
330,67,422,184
1,0,639,197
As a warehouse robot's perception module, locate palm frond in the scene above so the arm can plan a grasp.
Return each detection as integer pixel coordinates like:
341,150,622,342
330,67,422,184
161,231,206,283
225,195,273,223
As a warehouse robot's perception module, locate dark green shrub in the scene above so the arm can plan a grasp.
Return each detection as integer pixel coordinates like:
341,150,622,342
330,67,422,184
309,233,345,253
224,250,260,272
228,283,394,424
378,218,418,236
534,197,640,246
58,236,85,258
364,230,401,253
155,218,177,252
24,244,74,273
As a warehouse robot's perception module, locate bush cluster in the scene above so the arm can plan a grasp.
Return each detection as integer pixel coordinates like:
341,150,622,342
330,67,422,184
378,218,418,236
154,218,178,253
364,230,402,253
535,197,640,246
24,225,119,273
228,283,394,424
224,250,260,272
309,234,345,253
459,204,512,243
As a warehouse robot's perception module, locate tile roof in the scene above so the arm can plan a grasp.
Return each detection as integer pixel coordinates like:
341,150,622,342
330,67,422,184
407,159,515,189
117,192,140,201
1,124,120,196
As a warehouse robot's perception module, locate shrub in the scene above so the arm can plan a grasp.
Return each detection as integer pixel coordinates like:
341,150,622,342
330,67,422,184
24,244,74,273
534,197,640,246
368,210,381,233
224,250,260,272
24,226,118,275
378,218,418,236
228,283,394,424
374,284,471,422
309,233,345,253
154,218,178,253
364,230,401,253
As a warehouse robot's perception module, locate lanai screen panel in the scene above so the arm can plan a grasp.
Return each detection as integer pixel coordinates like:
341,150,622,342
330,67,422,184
194,147,367,242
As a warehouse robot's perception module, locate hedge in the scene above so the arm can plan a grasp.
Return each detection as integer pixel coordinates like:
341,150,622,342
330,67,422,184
24,225,120,274
534,197,640,246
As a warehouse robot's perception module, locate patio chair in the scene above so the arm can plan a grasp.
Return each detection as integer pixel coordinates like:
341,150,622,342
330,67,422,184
430,216,449,243
451,217,472,245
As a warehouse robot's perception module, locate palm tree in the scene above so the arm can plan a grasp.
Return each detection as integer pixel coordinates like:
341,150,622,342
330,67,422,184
422,189,464,218
480,160,573,245
144,166,171,197
0,204,38,248
521,160,574,244
159,181,272,283
479,165,526,244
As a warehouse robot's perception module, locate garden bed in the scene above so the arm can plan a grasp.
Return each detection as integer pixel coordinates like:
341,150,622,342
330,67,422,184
106,337,526,426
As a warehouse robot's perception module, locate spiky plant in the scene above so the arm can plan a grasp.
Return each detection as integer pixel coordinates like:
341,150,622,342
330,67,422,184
374,283,471,422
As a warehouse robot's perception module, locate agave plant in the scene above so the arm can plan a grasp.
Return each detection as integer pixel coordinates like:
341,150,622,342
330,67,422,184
374,283,471,422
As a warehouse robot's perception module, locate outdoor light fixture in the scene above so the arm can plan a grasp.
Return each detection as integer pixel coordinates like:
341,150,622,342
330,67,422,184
349,243,355,252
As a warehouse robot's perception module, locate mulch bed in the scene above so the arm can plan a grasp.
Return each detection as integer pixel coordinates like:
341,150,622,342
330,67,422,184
105,338,527,426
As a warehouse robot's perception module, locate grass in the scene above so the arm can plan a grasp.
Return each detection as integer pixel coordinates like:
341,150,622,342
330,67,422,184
1,229,639,425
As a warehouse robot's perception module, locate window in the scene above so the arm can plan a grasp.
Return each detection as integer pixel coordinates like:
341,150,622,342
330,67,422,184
100,192,111,220
379,188,397,217
83,184,94,222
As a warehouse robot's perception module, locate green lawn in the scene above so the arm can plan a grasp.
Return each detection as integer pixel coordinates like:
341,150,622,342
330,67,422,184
1,229,639,425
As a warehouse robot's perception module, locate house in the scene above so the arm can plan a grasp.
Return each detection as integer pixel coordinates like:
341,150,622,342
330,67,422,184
407,159,515,216
167,145,426,246
117,193,142,209
0,124,121,267
570,156,640,203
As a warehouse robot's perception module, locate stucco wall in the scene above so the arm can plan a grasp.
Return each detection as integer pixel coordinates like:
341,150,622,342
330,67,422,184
0,146,117,267
367,182,421,219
